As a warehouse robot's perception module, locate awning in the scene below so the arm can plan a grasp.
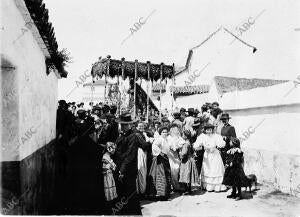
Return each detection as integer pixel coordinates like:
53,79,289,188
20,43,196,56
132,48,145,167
91,56,174,82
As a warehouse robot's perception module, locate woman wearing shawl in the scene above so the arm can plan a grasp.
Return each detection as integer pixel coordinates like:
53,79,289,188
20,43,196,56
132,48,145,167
167,124,185,191
179,130,199,194
148,126,172,199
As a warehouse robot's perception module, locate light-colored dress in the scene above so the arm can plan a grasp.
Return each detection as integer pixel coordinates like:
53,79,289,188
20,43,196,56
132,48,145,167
136,147,147,194
102,152,118,201
179,140,199,186
193,133,227,192
136,132,151,194
154,131,160,139
167,135,185,191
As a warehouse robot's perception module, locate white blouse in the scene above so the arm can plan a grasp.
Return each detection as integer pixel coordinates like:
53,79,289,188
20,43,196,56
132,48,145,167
152,136,170,156
193,133,225,151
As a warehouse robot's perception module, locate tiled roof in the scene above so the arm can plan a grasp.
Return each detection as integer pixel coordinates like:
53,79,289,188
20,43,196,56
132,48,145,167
171,85,210,96
152,83,166,92
23,0,68,77
214,76,289,94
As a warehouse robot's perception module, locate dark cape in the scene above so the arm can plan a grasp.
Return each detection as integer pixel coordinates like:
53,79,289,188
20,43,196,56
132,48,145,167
65,119,105,215
220,123,237,163
222,148,249,187
114,129,149,215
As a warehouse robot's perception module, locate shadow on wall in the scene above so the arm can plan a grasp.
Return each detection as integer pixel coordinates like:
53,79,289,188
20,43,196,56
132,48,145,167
243,148,300,197
1,56,20,162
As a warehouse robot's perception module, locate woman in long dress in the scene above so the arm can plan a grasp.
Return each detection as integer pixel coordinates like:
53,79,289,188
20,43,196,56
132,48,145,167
148,126,172,199
136,122,153,195
193,123,227,192
167,124,185,192
179,130,199,194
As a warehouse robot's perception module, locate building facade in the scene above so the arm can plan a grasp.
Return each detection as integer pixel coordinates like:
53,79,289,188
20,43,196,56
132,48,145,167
1,0,67,213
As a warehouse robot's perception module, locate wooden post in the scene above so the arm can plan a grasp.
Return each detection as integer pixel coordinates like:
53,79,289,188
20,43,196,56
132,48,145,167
91,83,94,103
134,59,138,119
105,55,111,103
171,63,175,111
117,68,120,116
159,63,163,122
121,57,125,80
120,57,125,115
91,77,95,103
146,61,150,123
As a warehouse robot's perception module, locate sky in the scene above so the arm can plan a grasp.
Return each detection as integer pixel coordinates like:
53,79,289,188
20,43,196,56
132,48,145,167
43,0,300,101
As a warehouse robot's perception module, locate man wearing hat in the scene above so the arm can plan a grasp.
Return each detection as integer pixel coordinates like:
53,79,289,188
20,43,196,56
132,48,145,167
57,100,67,139
211,102,223,119
66,109,105,214
114,112,149,215
220,113,237,163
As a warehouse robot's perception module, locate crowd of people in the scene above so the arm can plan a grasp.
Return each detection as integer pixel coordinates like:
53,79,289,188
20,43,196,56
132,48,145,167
56,100,251,215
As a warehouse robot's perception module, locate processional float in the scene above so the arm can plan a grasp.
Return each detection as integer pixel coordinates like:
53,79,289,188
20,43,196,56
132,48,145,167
91,55,175,122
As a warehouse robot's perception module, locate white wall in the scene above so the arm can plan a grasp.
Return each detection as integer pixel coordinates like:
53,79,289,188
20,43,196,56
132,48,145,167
226,105,300,196
1,0,58,161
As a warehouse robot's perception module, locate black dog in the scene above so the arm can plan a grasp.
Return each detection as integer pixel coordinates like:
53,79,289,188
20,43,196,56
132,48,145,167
245,174,257,192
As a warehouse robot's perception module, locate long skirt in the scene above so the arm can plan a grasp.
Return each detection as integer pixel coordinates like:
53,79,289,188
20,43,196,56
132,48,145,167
103,172,118,201
117,175,142,215
168,150,182,191
195,149,204,175
223,165,249,187
179,158,200,186
136,148,147,194
201,150,226,192
149,154,171,197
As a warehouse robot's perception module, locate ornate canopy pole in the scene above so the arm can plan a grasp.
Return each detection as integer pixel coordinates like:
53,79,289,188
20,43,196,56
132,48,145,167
159,63,163,122
117,67,120,115
171,63,175,111
119,57,125,116
146,61,151,123
91,82,94,103
134,59,138,119
105,55,111,103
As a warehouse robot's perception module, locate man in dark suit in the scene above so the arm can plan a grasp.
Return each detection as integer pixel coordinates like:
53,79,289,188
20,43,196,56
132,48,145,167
220,113,237,163
114,113,149,215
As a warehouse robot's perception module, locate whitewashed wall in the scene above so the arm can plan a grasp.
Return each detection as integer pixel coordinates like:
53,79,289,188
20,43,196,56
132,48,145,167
1,0,58,161
225,105,300,196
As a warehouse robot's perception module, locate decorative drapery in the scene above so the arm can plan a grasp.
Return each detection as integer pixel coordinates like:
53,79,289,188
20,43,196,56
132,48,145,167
91,56,174,81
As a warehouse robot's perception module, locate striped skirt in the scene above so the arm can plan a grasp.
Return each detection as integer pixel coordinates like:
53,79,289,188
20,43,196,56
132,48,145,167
179,157,200,186
103,171,118,201
149,154,171,197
